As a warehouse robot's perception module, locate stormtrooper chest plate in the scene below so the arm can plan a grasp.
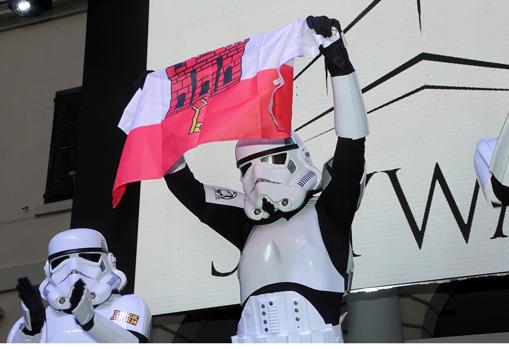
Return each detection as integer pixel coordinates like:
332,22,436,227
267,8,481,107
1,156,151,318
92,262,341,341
238,205,344,303
44,295,118,343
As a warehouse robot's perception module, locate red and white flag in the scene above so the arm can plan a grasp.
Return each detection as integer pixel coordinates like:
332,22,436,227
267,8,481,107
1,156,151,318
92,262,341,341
113,19,326,207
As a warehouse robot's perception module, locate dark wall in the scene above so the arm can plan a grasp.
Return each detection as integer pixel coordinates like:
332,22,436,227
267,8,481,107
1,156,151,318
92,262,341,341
434,276,509,337
71,0,149,293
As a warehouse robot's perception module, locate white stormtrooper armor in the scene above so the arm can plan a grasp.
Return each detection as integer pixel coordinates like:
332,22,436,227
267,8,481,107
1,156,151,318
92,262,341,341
233,204,346,343
7,228,151,343
164,15,368,343
475,111,509,206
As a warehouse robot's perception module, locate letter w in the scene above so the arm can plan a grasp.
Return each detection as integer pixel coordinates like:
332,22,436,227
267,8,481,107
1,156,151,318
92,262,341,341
383,163,479,249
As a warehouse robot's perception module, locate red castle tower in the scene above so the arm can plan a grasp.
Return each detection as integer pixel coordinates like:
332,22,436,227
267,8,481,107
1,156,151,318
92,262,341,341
165,39,249,118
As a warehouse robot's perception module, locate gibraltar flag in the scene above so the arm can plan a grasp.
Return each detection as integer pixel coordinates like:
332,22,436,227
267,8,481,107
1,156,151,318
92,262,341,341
113,19,326,207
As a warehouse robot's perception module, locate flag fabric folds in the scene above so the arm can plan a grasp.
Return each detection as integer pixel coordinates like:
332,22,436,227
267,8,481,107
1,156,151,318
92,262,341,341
113,18,326,207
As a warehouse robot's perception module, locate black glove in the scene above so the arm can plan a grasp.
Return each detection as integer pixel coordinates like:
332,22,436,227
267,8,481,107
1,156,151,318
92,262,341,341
16,277,45,335
306,15,341,37
306,15,354,76
69,278,86,312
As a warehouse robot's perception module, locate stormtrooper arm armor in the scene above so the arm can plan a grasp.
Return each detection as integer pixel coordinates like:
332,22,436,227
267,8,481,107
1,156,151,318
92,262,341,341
490,112,509,189
475,138,509,207
331,71,369,140
6,316,44,343
321,30,368,139
70,281,151,343
316,16,367,210
164,157,250,250
309,16,367,279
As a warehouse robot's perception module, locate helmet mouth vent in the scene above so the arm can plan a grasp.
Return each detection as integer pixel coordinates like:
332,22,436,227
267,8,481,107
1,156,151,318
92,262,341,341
262,198,276,215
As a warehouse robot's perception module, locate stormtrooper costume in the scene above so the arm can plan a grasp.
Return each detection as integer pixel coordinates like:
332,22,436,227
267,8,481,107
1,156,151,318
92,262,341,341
475,111,509,207
164,16,368,343
7,228,151,343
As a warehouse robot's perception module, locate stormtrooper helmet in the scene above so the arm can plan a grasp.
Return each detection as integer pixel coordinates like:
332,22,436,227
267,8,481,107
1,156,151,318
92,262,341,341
235,131,321,220
39,228,127,310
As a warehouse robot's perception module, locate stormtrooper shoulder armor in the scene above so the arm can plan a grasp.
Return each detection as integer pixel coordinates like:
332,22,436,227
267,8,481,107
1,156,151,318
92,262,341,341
105,294,152,339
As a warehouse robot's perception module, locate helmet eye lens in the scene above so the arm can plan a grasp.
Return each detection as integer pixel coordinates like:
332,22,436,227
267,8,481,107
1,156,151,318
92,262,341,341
239,153,287,176
50,255,69,269
260,153,287,165
240,162,252,177
79,253,101,263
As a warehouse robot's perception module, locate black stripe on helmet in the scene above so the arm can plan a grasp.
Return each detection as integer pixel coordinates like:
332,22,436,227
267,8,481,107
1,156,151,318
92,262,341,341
236,144,299,168
48,247,107,261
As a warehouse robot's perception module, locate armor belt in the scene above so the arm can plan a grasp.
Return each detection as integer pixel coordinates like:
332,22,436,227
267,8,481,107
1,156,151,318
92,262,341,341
232,291,342,343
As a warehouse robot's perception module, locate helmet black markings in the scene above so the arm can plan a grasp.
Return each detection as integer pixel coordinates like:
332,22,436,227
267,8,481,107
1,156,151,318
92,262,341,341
48,247,107,261
236,144,299,168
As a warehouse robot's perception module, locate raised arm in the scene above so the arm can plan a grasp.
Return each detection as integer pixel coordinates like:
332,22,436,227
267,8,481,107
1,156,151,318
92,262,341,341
308,15,368,226
164,157,251,250
307,16,368,279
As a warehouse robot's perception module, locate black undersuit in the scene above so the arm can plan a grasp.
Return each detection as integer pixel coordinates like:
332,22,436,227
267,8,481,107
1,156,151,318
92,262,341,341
164,136,365,325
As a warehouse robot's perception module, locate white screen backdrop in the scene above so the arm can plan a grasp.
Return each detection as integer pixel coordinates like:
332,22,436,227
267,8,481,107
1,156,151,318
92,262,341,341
135,0,509,315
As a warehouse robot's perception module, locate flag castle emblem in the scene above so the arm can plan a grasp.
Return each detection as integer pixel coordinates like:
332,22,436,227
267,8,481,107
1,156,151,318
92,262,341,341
113,19,327,207
166,40,248,117
165,40,248,135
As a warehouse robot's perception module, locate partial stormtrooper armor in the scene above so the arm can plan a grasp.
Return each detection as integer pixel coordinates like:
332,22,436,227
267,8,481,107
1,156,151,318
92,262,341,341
233,291,342,343
331,72,369,140
475,138,499,205
237,204,345,302
235,131,321,220
39,228,127,310
490,112,509,188
475,111,509,206
7,228,151,343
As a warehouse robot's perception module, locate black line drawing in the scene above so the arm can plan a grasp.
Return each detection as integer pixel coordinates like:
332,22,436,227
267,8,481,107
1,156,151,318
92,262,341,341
417,0,422,32
293,0,383,82
296,52,509,135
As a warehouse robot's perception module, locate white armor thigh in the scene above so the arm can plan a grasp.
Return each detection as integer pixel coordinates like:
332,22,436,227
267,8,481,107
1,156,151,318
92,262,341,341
232,291,342,343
